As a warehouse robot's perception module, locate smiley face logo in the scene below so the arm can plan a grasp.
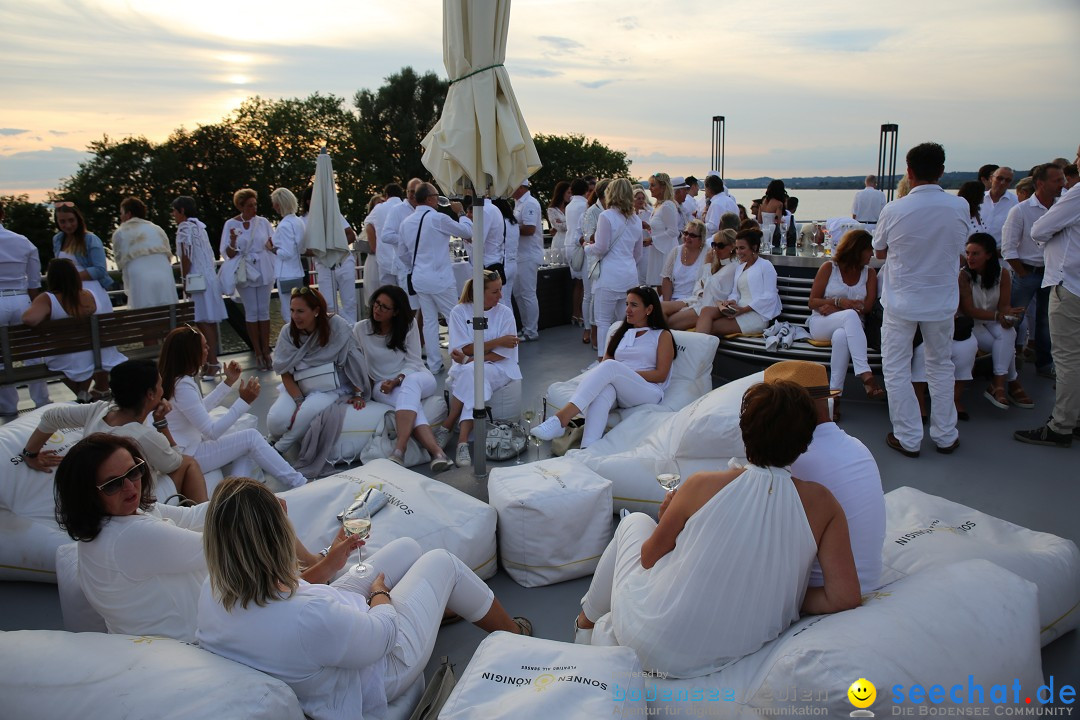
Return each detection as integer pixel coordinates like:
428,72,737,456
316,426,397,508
848,678,876,709
534,674,555,692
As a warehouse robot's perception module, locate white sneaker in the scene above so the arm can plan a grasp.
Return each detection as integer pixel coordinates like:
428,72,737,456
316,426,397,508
388,449,405,466
430,453,453,473
433,426,450,449
530,416,565,441
455,442,471,467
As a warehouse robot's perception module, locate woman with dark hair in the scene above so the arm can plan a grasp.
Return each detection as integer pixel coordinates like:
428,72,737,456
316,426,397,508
492,197,519,308
52,203,113,319
221,188,276,371
21,359,208,503
547,180,571,264
22,259,125,400
267,287,370,455
959,232,1032,410
632,186,653,284
197,476,531,720
566,178,590,326
807,229,883,414
695,228,781,337
571,380,860,678
435,271,521,467
532,285,676,448
172,196,227,378
159,326,307,490
111,196,177,309
957,181,989,236
353,286,452,472
757,180,790,253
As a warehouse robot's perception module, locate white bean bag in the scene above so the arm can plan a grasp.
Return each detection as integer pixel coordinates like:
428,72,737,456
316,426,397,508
882,486,1080,646
445,373,523,423
489,457,613,587
440,632,648,719
574,372,763,515
588,560,1041,717
284,460,498,579
324,395,447,466
545,326,719,431
0,629,305,719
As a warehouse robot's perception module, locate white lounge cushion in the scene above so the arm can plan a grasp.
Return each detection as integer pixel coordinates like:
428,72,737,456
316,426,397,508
445,373,523,422
284,460,498,579
574,372,763,515
440,632,648,719
325,395,447,466
489,457,613,587
545,326,719,430
589,560,1041,717
882,486,1080,646
0,630,304,719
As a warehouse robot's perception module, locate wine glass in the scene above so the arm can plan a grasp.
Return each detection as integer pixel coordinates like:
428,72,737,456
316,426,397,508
341,497,373,577
529,396,544,461
519,406,536,464
656,458,681,494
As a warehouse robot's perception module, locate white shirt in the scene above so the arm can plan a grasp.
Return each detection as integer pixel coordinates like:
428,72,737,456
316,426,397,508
680,195,698,223
1001,195,1053,266
703,193,738,238
197,580,397,720
352,318,425,381
0,222,42,290
872,184,970,321
650,200,681,256
166,376,251,455
448,301,521,380
586,208,643,291
399,205,472,293
1032,183,1080,296
272,214,306,279
851,186,887,223
661,246,706,301
367,198,395,273
728,258,782,320
81,503,209,642
460,200,504,267
790,422,886,592
981,190,1018,246
513,190,543,262
380,199,418,277
564,195,588,249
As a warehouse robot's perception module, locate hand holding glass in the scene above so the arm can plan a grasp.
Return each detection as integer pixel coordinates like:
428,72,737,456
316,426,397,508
341,499,373,577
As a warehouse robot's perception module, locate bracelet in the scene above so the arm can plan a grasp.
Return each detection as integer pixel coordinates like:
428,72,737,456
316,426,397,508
833,297,841,308
152,419,169,429
369,590,392,604
20,447,38,459
396,374,405,383
318,547,330,558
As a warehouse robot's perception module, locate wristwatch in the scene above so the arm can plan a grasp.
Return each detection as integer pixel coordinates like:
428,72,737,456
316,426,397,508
20,447,38,459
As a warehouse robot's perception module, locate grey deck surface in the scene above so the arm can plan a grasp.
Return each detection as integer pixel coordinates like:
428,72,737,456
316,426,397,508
2,322,1076,681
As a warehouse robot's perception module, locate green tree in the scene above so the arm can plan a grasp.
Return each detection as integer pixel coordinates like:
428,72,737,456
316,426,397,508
1,194,53,267
529,134,632,207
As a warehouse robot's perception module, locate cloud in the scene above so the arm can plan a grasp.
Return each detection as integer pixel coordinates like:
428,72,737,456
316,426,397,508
513,67,562,79
48,130,72,136
578,79,615,89
615,16,639,30
0,147,90,189
0,128,30,136
796,28,896,52
537,36,583,52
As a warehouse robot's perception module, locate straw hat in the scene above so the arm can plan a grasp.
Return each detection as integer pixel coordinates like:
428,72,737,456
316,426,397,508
763,360,841,399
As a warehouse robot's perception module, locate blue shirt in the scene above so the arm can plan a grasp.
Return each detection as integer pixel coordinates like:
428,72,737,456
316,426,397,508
52,231,114,288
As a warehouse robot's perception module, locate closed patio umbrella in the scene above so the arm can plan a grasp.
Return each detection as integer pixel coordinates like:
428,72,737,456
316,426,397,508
422,0,541,475
303,149,350,278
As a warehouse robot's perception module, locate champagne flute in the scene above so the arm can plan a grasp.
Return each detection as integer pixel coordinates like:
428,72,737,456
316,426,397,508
656,458,681,494
519,406,536,464
341,498,373,577
529,396,544,461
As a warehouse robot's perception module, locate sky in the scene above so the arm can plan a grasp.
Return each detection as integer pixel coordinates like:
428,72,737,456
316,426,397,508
2,0,1078,201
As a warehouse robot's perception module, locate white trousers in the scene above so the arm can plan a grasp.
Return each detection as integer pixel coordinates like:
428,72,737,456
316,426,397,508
267,389,340,453
592,288,626,352
237,283,272,322
316,255,358,323
192,428,306,489
1048,285,1080,434
582,272,594,331
416,285,458,373
371,370,437,428
912,336,977,382
498,262,516,311
569,360,663,448
972,321,1017,380
581,513,655,623
0,294,51,415
513,256,540,337
331,537,495,704
447,361,513,419
807,310,871,391
362,254,380,309
882,313,957,451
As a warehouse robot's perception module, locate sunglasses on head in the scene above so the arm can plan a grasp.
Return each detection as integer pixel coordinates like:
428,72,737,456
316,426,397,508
97,459,145,496
54,201,75,208
291,286,315,297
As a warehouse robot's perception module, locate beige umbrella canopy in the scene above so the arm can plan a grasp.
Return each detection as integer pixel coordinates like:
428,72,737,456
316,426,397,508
422,0,541,475
303,149,350,270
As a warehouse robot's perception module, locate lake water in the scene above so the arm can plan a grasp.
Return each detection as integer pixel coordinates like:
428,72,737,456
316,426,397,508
728,188,864,223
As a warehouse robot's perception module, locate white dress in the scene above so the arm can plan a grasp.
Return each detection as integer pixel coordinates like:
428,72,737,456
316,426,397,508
176,218,228,323
43,293,126,381
57,250,111,315
647,201,680,286
547,207,567,262
111,218,177,308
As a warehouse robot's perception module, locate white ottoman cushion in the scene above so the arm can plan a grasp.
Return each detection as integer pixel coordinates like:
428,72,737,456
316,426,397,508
326,394,448,466
489,457,613,587
589,560,1041,717
55,542,106,633
882,486,1080,646
440,632,648,719
283,460,498,579
0,630,304,719
446,373,522,422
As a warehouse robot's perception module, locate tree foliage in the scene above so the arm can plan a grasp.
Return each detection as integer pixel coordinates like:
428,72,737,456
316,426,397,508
1,194,55,266
529,133,632,207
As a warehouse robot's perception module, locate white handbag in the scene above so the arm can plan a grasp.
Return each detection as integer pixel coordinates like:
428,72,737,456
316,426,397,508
294,363,339,395
183,274,206,293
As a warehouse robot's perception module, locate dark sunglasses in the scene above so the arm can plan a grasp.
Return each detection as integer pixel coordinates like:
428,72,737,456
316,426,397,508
97,459,145,496
682,231,701,238
711,242,730,249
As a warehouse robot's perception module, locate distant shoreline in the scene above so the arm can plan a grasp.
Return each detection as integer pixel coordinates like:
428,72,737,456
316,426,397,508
724,171,979,191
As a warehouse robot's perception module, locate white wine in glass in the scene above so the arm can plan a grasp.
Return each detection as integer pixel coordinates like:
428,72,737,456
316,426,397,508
341,498,373,577
656,458,681,493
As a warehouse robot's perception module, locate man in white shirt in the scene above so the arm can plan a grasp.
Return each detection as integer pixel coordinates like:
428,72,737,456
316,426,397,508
685,176,704,215
1001,163,1064,378
460,198,505,279
851,174,886,225
399,183,472,375
873,142,970,457
981,166,1018,246
671,176,694,228
0,201,50,416
512,180,543,341
380,178,422,308
703,175,738,238
1015,144,1080,448
373,184,405,289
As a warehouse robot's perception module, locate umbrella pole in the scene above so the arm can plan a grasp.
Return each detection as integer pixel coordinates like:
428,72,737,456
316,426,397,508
472,200,487,477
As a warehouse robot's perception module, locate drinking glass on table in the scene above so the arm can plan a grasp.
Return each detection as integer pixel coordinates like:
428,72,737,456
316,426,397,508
341,499,373,577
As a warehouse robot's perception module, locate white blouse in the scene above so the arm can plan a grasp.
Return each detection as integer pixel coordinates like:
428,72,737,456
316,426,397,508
220,215,275,287
273,214,306,280
167,376,251,455
649,201,681,256
447,302,521,381
662,246,706,301
352,318,425,382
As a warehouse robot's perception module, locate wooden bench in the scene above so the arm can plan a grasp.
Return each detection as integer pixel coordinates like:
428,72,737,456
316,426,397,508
0,303,195,388
713,275,884,371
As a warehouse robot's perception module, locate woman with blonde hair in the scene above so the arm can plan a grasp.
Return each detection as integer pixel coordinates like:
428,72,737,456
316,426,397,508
269,187,307,321
580,178,612,349
221,188,276,371
664,229,738,330
660,219,707,313
197,476,531,720
646,173,680,287
585,178,644,360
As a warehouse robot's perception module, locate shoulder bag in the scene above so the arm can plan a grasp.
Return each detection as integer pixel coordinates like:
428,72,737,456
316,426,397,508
406,212,428,296
407,656,457,720
588,215,634,281
568,234,586,272
485,420,527,461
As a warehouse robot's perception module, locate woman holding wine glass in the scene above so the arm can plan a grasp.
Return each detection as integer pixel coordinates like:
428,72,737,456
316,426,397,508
221,188,276,371
197,476,531,720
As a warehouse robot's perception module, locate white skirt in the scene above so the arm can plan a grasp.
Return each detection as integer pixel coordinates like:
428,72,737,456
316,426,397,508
123,255,177,309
